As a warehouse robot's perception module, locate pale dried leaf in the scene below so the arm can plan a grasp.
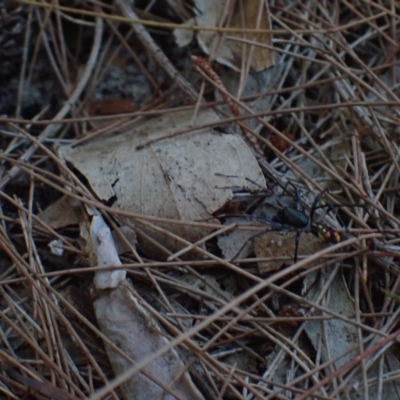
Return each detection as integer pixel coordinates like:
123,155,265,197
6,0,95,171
286,135,351,193
218,217,261,260
174,0,274,71
87,207,126,289
94,281,205,400
303,269,358,369
178,273,234,300
48,240,64,257
357,354,400,400
87,211,203,398
111,226,137,255
38,195,80,229
59,109,264,258
218,65,284,131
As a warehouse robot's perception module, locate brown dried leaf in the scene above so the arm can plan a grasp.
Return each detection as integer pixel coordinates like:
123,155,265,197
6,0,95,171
253,231,328,274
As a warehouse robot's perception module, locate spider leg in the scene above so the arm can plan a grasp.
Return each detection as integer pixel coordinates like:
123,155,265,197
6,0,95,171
222,215,285,261
306,189,344,243
281,181,303,211
292,184,303,211
308,188,329,228
230,225,286,262
312,203,378,230
294,230,302,263
230,229,267,261
312,202,346,228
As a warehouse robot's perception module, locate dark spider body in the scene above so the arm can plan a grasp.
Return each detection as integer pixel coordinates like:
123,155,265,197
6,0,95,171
269,185,344,262
277,207,341,244
225,177,357,262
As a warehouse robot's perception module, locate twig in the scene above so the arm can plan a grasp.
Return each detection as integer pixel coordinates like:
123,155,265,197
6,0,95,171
191,55,265,156
0,15,104,190
115,0,199,101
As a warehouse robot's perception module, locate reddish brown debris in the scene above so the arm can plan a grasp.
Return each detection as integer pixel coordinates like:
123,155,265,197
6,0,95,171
269,131,295,152
88,99,137,116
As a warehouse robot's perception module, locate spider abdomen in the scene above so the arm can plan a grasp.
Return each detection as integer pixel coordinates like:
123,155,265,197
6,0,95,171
311,223,341,243
278,207,309,228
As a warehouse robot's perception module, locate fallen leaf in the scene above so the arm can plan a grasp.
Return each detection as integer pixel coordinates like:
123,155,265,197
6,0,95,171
218,217,264,260
111,226,137,254
285,131,351,193
38,195,80,229
59,108,264,258
303,269,358,370
253,231,328,273
95,281,205,400
84,208,205,399
174,0,274,72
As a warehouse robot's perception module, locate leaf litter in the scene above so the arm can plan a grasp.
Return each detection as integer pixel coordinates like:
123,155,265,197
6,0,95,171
58,108,265,259
1,1,400,399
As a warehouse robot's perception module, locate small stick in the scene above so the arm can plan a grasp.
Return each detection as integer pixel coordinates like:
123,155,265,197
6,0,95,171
191,55,265,156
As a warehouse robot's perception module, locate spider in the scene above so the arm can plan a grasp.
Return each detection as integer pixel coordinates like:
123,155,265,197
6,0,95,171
272,184,341,263
273,180,379,252
227,179,370,263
